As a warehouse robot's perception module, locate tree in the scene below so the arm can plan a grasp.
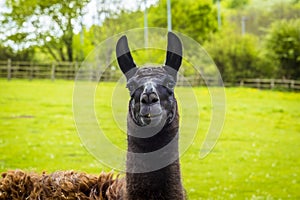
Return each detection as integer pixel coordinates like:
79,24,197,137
0,43,34,61
205,28,276,82
1,0,89,62
226,1,300,37
226,0,249,9
72,0,137,62
148,0,218,43
266,19,300,79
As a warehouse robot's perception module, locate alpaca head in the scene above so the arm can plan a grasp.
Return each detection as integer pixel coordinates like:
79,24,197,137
116,32,182,131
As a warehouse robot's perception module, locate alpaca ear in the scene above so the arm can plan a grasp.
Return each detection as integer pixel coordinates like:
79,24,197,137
164,32,182,72
116,35,137,80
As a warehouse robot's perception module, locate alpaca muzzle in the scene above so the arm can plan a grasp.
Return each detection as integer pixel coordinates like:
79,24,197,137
140,82,159,105
138,82,163,126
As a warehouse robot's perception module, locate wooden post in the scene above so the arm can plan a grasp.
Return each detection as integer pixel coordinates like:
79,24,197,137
51,63,56,81
291,80,295,89
240,80,244,87
29,61,33,81
256,78,260,89
270,79,275,89
74,62,78,80
7,59,11,81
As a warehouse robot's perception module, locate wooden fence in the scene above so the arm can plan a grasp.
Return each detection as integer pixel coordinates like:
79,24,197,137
0,60,213,86
239,79,300,90
1,60,300,90
0,60,120,82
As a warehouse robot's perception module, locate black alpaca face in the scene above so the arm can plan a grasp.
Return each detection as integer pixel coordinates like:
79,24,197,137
126,67,177,127
116,32,182,127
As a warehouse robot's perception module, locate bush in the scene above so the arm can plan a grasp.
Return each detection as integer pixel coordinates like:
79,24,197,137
204,28,275,83
265,19,300,79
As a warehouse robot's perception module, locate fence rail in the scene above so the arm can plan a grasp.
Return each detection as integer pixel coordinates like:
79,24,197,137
240,79,300,90
1,60,300,90
0,60,214,87
0,60,80,81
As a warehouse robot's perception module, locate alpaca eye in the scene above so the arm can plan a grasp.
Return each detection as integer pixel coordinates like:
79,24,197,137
163,77,176,89
166,81,175,89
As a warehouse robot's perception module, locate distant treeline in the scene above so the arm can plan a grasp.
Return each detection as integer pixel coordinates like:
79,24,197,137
0,0,299,80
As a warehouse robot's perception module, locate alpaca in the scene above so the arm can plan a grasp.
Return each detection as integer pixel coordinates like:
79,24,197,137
0,32,185,200
116,32,185,200
0,170,124,199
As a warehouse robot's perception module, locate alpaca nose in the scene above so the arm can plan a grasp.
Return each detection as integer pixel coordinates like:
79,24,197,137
141,82,159,104
141,92,159,104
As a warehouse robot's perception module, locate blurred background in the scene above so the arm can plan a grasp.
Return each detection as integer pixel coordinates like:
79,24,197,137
0,0,299,85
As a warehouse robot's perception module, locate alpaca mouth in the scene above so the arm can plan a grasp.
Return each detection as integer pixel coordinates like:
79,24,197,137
141,113,162,119
139,112,163,126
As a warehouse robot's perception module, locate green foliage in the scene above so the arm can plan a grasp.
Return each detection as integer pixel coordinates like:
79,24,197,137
265,19,300,79
226,0,249,8
148,0,218,43
92,10,144,46
1,0,89,62
0,80,300,198
0,0,299,81
205,28,276,82
72,28,95,62
227,1,300,37
0,44,35,61
72,10,144,62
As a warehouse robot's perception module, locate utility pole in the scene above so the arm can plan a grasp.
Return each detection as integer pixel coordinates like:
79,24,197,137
217,0,221,29
79,8,84,60
144,0,148,47
241,16,247,35
167,0,172,31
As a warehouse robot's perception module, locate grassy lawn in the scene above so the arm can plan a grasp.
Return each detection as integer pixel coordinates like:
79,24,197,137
0,79,299,199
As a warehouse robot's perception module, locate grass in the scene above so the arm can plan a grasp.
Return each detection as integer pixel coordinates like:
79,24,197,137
0,79,300,199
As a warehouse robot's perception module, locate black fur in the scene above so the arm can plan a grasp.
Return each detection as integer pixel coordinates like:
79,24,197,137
116,32,185,200
165,32,183,72
126,111,185,200
116,35,137,80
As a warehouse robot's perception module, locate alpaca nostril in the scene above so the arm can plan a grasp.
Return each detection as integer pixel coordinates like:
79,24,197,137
141,93,159,104
141,94,149,104
149,93,158,103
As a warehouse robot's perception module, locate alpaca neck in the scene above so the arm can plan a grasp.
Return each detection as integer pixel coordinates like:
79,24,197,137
125,118,184,200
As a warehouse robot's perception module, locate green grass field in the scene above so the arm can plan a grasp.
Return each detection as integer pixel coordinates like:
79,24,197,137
0,79,300,199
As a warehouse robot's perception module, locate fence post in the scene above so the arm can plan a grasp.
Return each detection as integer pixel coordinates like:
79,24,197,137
290,80,295,89
256,78,260,89
240,80,244,87
270,79,275,89
51,63,56,81
74,62,78,79
29,61,33,81
7,59,11,81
